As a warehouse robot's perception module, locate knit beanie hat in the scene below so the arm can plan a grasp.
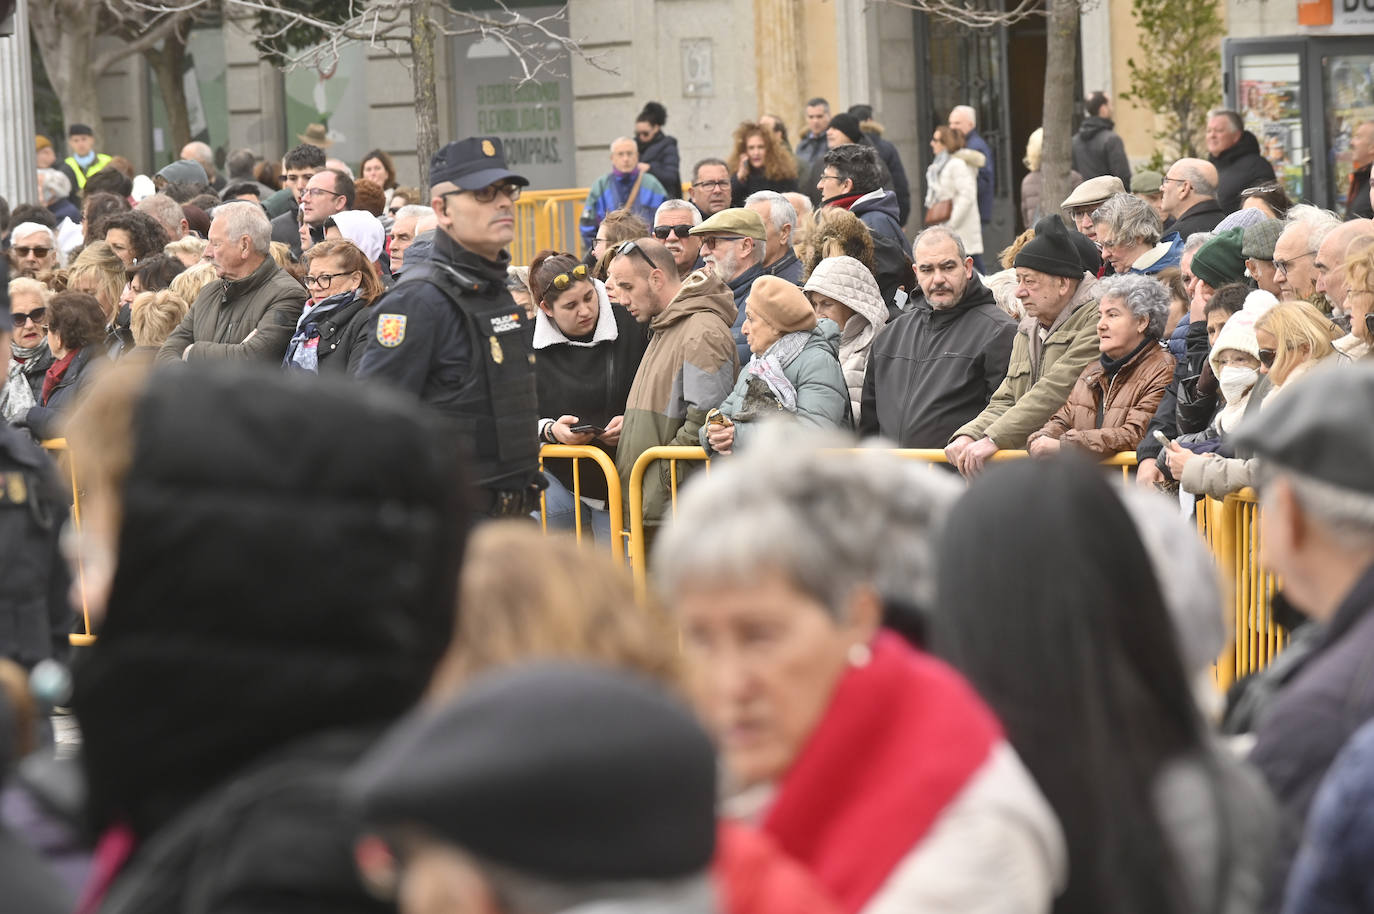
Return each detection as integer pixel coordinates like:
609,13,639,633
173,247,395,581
1215,207,1268,234
748,275,818,333
1241,218,1283,261
1191,228,1247,289
1208,309,1261,376
1014,215,1084,278
829,112,864,144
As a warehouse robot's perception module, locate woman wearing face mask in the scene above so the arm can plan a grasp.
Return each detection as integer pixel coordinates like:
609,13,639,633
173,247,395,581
1162,310,1263,478
529,250,646,542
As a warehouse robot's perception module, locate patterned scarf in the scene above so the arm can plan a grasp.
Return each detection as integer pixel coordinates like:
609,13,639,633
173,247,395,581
285,290,356,373
745,330,810,411
1,340,52,423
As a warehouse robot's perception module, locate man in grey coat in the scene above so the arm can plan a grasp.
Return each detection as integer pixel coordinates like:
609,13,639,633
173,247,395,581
157,202,306,363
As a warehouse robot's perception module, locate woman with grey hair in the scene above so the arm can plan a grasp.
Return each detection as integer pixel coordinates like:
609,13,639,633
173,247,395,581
1091,192,1181,275
1028,272,1176,457
654,430,1067,914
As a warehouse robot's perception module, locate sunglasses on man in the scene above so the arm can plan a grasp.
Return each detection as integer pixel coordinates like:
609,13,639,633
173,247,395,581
652,224,693,240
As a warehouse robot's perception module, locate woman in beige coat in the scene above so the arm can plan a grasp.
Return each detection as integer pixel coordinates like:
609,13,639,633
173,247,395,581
924,127,984,258
803,256,889,421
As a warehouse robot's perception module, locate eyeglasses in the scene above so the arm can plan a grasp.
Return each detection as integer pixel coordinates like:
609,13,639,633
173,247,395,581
691,180,730,191
1257,348,1277,368
11,307,45,328
551,263,588,291
303,270,358,288
700,235,745,249
1097,237,1120,250
447,182,523,204
1160,176,1186,186
301,187,344,200
653,224,693,240
12,246,52,258
1273,250,1316,275
818,172,842,183
613,240,656,271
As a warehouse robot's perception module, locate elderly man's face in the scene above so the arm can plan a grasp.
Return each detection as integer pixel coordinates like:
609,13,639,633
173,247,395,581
1160,167,1188,218
948,109,974,136
1274,226,1319,300
912,234,971,309
1015,267,1072,327
654,209,701,276
391,215,420,272
12,230,57,277
1205,116,1240,157
205,215,255,280
611,139,639,174
1314,231,1353,308
700,234,754,283
746,201,789,267
1070,205,1098,239
1247,257,1281,296
677,570,869,788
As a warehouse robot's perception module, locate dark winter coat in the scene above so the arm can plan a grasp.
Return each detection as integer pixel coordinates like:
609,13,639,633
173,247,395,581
795,132,828,174
859,276,1016,447
1072,117,1131,186
764,248,804,286
284,290,377,375
270,209,303,259
638,132,682,200
862,122,913,227
1168,199,1227,241
156,256,307,365
848,189,912,317
0,424,71,669
727,261,770,367
1346,163,1373,221
21,346,105,441
731,169,799,208
1210,131,1277,214
1250,563,1374,901
1138,318,1210,469
964,129,995,224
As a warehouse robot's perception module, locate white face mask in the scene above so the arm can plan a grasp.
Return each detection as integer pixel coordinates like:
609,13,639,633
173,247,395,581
1218,364,1259,405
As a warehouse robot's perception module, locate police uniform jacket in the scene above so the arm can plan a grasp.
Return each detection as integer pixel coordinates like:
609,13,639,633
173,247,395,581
0,424,71,669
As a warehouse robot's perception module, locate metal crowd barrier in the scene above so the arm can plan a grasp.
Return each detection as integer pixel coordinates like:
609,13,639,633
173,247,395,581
39,439,94,647
1214,488,1285,683
510,188,590,264
535,444,623,559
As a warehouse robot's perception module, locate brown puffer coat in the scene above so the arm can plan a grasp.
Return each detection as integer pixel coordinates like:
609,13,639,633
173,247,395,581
1027,340,1175,457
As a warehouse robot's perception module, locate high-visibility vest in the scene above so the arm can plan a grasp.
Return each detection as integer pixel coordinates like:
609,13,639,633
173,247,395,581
63,153,112,191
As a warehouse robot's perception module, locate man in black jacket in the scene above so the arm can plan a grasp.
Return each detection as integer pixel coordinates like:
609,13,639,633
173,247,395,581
860,226,1015,447
1160,158,1225,240
1206,109,1276,214
849,104,912,226
820,144,911,316
1073,92,1131,186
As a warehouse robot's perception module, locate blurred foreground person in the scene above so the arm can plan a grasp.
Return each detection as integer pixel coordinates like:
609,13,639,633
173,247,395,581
656,433,1067,913
66,363,468,914
351,664,718,914
932,458,1277,914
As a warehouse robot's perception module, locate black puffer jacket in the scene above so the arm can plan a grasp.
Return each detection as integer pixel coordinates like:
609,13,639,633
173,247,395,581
1210,131,1276,213
72,364,468,913
638,132,682,199
1072,117,1131,186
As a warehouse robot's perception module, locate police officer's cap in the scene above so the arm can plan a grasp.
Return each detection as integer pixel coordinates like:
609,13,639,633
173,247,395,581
429,137,529,191
1232,360,1374,496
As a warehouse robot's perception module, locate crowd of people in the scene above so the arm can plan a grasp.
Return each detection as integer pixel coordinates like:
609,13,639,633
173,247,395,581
2,91,1374,914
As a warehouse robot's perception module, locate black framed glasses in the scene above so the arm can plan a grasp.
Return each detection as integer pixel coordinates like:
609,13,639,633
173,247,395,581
614,240,656,271
691,180,730,191
303,270,358,288
1273,251,1316,275
653,224,693,240
448,182,523,204
11,307,45,328
700,235,745,249
1160,176,1186,186
551,263,588,291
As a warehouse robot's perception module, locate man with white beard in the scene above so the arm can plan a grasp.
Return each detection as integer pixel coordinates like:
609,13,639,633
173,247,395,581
688,207,767,365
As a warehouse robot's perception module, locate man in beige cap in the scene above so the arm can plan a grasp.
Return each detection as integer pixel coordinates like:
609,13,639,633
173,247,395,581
1060,175,1125,241
690,207,768,364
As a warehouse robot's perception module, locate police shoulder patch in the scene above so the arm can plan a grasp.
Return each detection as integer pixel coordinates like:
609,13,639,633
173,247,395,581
376,313,407,348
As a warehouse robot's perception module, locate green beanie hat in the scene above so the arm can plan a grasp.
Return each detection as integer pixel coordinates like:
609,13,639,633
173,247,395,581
1191,227,1247,289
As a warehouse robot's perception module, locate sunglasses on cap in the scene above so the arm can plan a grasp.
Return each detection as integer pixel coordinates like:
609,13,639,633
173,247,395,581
11,307,46,328
653,224,692,240
551,263,588,291
12,245,52,258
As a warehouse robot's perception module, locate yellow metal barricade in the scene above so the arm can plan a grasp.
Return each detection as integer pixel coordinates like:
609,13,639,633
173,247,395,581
40,439,94,647
509,188,591,264
536,444,623,559
1222,488,1285,679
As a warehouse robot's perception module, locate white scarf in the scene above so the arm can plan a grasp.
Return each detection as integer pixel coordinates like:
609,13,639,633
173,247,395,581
745,330,811,411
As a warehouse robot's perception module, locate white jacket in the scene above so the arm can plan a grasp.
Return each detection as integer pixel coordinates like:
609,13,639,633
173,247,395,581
925,149,985,255
803,255,890,420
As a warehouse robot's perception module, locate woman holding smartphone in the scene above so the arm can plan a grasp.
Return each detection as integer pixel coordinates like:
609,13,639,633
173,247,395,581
529,250,646,543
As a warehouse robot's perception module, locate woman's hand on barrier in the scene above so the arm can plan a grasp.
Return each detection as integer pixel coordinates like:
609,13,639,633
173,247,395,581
1027,436,1061,458
707,423,735,456
597,415,624,447
552,415,596,446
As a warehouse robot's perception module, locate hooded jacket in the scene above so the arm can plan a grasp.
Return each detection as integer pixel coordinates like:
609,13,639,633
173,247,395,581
1210,131,1276,214
925,149,984,255
954,274,1102,447
837,189,911,315
617,270,738,524
803,256,890,419
1071,117,1131,185
156,256,307,364
705,320,850,453
1027,339,1175,456
860,275,1015,447
72,365,467,914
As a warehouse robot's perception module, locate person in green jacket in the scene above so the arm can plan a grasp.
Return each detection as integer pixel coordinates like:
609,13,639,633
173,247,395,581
702,275,851,455
946,216,1102,476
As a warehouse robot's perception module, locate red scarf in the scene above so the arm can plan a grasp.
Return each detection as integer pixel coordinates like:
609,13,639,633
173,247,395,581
762,633,1001,913
823,193,864,211
42,349,78,405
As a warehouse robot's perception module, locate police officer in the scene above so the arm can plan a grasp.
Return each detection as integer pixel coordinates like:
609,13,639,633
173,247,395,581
357,137,544,518
0,261,72,668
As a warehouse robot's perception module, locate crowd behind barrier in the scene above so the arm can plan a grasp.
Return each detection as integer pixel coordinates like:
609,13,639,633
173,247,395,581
509,185,694,263
43,436,1282,683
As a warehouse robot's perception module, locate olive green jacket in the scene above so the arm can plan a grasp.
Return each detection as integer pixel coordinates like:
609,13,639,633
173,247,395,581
953,274,1100,448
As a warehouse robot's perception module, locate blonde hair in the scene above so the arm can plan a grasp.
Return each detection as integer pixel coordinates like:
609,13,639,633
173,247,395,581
130,289,189,348
67,242,126,320
169,261,218,305
163,235,207,264
1023,127,1044,172
999,227,1037,270
427,523,681,700
8,276,53,308
1345,238,1374,294
800,207,877,280
268,241,294,269
1256,299,1342,386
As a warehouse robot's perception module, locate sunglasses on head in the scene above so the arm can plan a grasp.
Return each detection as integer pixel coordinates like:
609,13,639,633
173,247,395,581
551,263,588,291
11,307,46,328
653,224,692,240
13,246,52,258
614,240,656,271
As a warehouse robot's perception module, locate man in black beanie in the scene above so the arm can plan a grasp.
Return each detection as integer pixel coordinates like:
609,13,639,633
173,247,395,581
350,664,719,914
947,215,1104,475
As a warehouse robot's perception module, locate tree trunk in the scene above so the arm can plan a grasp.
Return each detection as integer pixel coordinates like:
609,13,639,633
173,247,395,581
410,0,440,189
29,2,104,142
146,36,192,154
1038,0,1079,227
